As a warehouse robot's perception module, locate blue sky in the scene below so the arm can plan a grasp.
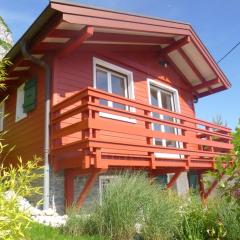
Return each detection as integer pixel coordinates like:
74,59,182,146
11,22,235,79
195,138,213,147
0,0,239,129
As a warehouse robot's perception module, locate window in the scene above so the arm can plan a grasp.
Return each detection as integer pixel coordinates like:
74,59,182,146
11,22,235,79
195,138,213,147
93,57,135,110
0,100,5,131
150,84,178,148
187,171,199,189
93,58,136,124
148,79,182,159
96,66,128,110
16,83,27,122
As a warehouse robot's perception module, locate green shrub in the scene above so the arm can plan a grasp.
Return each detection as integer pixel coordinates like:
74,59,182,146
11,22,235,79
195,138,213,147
0,158,43,240
63,173,240,240
26,222,102,240
175,196,240,240
62,207,99,237
213,199,240,240
64,172,182,240
141,190,181,240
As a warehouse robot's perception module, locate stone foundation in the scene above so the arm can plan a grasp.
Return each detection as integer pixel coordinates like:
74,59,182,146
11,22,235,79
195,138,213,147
48,169,190,213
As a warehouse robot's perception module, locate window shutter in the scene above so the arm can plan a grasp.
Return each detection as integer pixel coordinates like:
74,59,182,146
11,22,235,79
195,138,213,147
23,78,37,113
188,171,198,189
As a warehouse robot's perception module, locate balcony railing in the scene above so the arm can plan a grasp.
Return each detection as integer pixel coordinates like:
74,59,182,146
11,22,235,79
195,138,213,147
51,87,232,171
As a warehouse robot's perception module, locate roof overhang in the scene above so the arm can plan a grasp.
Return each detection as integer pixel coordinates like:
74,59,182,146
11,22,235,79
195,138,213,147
5,0,231,97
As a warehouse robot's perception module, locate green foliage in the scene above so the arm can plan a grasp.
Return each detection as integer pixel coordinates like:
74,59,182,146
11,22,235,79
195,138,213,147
63,173,240,240
63,173,181,240
0,158,43,240
25,223,103,240
0,58,11,90
0,39,12,51
141,190,181,240
175,196,218,240
0,58,43,240
208,121,240,206
0,16,11,33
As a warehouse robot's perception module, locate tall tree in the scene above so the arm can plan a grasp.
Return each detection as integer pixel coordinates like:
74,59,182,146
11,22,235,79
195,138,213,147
0,16,13,59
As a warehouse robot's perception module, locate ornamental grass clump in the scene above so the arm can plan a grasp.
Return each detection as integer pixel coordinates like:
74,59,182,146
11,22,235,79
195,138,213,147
141,189,181,240
93,172,155,240
0,158,43,240
64,172,182,240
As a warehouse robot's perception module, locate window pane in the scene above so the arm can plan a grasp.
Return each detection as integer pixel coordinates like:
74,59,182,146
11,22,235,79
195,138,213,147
111,74,126,97
150,87,158,106
113,102,126,110
161,91,174,111
96,69,108,91
153,123,162,131
155,138,163,146
166,140,177,148
99,99,108,106
152,112,160,119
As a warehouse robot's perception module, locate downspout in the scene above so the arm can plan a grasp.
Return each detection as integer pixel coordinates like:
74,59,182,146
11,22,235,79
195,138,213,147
20,41,51,210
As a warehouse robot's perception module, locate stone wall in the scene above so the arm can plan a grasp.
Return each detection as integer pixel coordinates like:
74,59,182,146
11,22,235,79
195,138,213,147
48,169,190,214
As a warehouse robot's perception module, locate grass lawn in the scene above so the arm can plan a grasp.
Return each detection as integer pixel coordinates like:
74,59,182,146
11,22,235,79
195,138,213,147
25,223,103,240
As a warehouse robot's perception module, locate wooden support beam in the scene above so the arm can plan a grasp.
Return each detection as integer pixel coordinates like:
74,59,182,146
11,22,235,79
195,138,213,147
198,173,205,200
50,30,175,45
166,171,181,188
198,172,223,200
76,169,104,208
178,48,206,83
204,179,218,199
164,54,194,90
57,26,94,58
194,78,220,91
65,170,74,208
198,85,226,98
161,36,191,55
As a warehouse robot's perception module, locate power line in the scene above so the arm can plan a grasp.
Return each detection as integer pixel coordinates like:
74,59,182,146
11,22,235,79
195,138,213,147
217,40,240,63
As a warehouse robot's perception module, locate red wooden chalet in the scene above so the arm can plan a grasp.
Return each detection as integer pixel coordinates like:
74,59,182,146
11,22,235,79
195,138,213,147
2,0,232,211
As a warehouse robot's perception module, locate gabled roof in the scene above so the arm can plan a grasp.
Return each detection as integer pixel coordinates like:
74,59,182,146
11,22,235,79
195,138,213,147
5,0,231,97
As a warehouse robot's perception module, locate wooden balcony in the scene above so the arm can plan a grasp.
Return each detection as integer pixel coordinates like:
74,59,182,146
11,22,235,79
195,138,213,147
51,87,232,173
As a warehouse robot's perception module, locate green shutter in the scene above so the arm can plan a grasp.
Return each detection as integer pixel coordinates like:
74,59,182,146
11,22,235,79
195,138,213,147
188,171,198,189
23,78,37,113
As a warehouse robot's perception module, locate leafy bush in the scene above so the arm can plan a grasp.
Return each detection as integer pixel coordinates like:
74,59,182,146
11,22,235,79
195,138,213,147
0,158,43,240
214,198,240,240
175,195,217,240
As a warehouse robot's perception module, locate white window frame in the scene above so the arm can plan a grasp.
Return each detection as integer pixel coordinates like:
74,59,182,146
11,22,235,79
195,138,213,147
15,83,27,122
147,79,183,159
93,57,136,124
99,175,118,205
0,100,5,131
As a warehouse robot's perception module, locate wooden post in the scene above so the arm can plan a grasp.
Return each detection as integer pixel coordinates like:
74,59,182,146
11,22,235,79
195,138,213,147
198,172,205,200
167,171,181,189
65,170,74,208
75,170,100,208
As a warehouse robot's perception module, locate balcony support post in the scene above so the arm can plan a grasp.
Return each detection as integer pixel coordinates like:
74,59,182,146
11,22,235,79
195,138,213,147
166,171,181,189
198,172,206,200
76,168,106,208
198,172,223,200
65,169,75,209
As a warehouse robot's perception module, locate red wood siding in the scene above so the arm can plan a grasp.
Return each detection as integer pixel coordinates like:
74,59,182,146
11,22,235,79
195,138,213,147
4,65,45,166
53,44,196,149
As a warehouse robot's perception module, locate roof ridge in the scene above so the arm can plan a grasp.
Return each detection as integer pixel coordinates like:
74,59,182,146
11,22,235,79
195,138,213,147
50,0,190,26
